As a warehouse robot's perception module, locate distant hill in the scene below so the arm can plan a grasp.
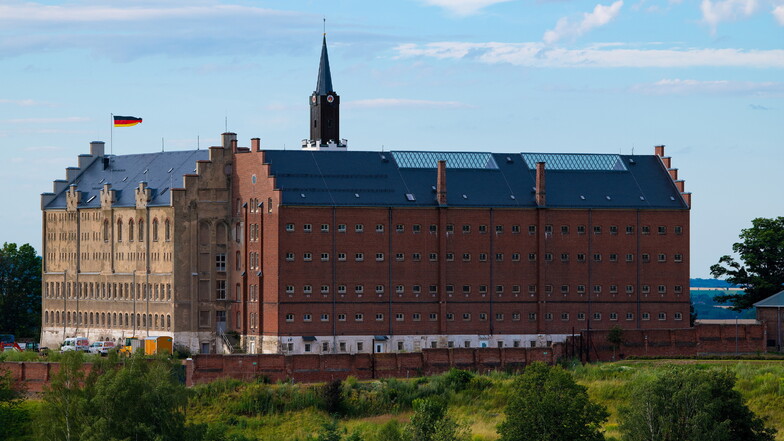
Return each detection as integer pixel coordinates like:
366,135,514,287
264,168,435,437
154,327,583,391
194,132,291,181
690,278,738,288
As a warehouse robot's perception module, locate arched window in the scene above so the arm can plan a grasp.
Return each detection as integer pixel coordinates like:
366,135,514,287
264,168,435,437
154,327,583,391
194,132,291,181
165,219,171,242
101,313,105,326
167,315,171,330
154,314,159,329
89,312,93,325
55,311,60,325
236,251,242,270
267,198,273,213
44,311,49,324
138,219,144,241
129,219,135,241
152,219,159,242
103,220,109,242
77,312,82,325
117,219,123,242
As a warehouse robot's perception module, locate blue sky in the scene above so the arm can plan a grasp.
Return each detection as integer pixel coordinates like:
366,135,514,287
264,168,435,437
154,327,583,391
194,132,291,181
1,0,782,278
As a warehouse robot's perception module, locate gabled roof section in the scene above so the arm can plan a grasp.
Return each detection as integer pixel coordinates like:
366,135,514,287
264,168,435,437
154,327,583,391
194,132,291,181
44,150,209,210
754,290,784,308
260,149,689,209
315,35,333,95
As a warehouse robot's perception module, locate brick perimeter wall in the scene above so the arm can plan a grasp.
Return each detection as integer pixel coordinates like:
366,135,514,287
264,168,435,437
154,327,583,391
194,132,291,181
2,324,767,391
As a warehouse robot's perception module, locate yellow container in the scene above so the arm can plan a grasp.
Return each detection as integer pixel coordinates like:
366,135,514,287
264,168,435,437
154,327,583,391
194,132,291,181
144,336,173,355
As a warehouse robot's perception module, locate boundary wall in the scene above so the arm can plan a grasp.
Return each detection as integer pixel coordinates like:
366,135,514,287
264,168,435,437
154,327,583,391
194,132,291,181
1,324,766,391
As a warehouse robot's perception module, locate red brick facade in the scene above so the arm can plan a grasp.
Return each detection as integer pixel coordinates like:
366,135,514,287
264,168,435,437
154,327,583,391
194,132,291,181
229,145,691,354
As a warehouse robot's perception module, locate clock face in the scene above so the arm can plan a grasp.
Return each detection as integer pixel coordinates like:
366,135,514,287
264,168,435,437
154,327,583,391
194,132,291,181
311,95,316,104
327,94,334,103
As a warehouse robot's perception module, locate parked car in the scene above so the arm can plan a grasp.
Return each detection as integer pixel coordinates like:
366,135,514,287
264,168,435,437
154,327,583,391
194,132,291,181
61,337,90,352
88,341,115,355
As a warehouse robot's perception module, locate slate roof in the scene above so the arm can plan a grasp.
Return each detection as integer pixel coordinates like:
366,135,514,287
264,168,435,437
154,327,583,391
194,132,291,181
44,150,208,210
753,290,784,308
262,150,689,209
45,148,689,211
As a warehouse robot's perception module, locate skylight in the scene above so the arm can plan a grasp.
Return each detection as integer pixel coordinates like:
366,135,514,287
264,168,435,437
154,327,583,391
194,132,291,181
521,153,627,171
391,151,498,169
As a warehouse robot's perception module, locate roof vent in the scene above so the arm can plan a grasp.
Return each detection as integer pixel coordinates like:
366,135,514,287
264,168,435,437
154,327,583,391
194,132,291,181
510,195,516,200
580,195,586,200
86,195,96,203
462,194,468,199
354,193,360,198
506,156,513,163
167,167,173,173
606,196,611,200
98,178,104,184
160,187,169,195
640,196,645,201
629,158,636,164
405,193,416,201
301,193,306,198
122,176,128,182
431,185,436,192
670,196,676,201
143,169,148,174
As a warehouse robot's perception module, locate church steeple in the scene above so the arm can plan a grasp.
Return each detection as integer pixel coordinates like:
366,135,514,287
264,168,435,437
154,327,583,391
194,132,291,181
303,34,346,151
315,35,333,95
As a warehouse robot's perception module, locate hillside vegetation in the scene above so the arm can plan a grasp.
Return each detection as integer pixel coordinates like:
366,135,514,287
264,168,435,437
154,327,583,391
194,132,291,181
3,357,784,440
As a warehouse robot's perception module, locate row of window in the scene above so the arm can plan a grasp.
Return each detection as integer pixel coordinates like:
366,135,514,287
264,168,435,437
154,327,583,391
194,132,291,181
284,284,684,295
44,281,172,301
43,310,172,330
284,223,683,236
284,311,683,323
283,251,684,263
105,218,171,243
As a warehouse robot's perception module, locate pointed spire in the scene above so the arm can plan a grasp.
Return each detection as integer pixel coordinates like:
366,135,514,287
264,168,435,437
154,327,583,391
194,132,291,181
315,35,333,95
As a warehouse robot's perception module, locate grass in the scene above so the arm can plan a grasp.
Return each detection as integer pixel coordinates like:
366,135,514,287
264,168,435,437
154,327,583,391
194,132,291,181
7,359,784,440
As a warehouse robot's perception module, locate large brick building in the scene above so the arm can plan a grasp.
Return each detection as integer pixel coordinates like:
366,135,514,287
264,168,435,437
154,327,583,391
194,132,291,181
40,36,691,354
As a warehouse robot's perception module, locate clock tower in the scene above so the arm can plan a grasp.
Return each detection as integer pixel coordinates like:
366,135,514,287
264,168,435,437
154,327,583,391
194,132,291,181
303,35,347,151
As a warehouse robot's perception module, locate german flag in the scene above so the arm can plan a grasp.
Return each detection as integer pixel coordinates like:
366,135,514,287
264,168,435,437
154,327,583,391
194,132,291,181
113,115,143,127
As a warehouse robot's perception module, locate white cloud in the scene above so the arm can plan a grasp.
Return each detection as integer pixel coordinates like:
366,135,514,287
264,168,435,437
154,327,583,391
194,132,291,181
418,0,514,16
395,41,784,68
700,0,758,31
5,117,91,124
0,3,292,23
629,78,784,95
345,98,470,109
773,5,784,25
0,98,48,106
543,1,624,44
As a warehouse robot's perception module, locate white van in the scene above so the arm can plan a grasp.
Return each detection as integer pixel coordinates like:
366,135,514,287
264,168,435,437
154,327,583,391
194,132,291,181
61,337,89,352
88,341,115,355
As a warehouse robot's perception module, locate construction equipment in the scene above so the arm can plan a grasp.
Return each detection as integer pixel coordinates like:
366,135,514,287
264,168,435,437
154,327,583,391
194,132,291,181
119,336,144,356
0,334,22,352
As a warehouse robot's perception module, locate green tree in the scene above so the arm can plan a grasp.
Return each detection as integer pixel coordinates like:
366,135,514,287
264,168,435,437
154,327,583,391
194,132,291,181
83,354,189,441
607,325,623,361
710,217,784,310
498,362,608,441
0,243,42,338
618,366,776,441
0,367,27,439
35,351,93,441
408,396,468,441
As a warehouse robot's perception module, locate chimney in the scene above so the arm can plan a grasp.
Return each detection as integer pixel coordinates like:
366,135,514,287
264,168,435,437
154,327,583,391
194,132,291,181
535,162,546,207
251,138,261,152
654,145,665,157
221,132,237,149
90,141,105,158
231,139,238,153
436,160,447,206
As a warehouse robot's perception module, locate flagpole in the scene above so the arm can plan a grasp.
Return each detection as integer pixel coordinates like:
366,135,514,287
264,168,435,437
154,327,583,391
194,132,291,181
110,113,113,155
